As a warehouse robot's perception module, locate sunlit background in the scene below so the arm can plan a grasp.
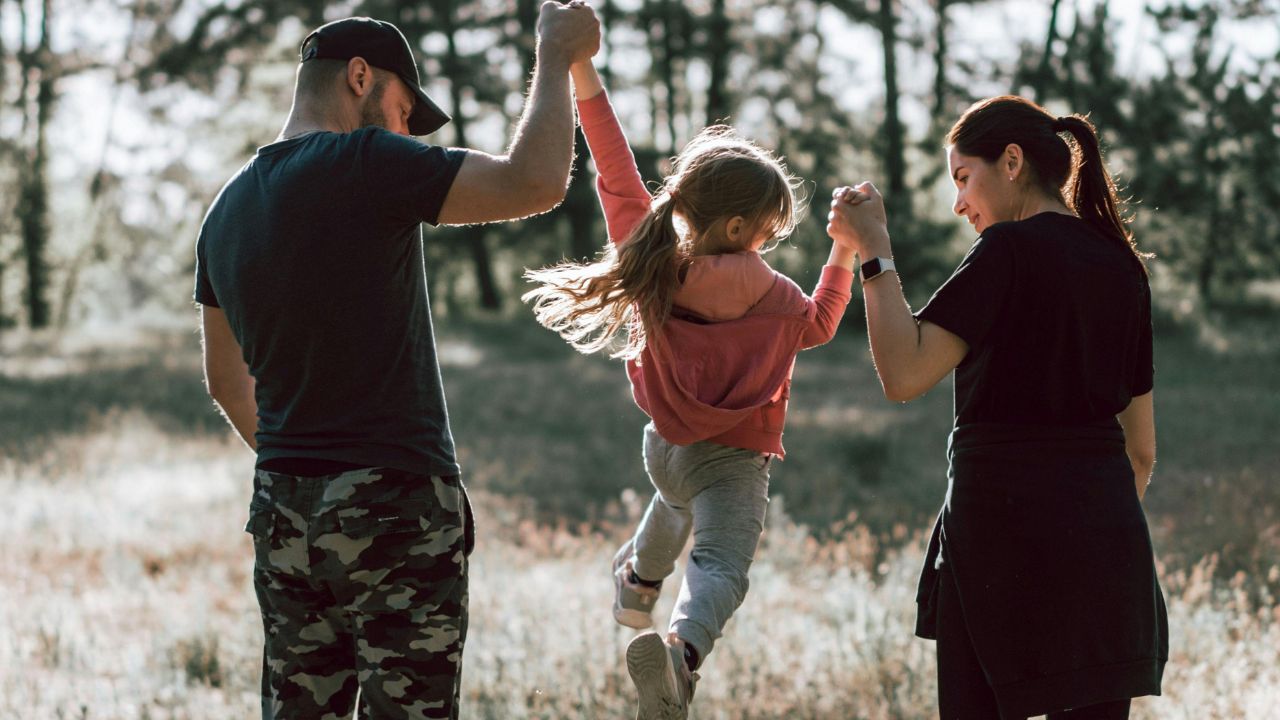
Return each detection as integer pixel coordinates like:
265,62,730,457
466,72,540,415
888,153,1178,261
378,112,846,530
1,1,1278,717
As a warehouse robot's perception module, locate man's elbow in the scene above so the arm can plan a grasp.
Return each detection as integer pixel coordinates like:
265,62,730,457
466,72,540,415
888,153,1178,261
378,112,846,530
205,375,228,405
524,174,569,213
205,371,247,406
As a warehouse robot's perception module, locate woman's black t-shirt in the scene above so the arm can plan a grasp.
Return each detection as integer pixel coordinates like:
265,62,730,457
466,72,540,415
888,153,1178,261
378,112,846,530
915,212,1153,427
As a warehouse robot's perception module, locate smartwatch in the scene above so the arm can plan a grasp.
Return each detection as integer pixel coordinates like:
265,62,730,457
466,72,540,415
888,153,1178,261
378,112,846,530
860,257,896,283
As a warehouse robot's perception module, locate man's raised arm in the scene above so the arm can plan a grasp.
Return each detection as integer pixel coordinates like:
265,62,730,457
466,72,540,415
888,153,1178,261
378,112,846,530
437,1,600,225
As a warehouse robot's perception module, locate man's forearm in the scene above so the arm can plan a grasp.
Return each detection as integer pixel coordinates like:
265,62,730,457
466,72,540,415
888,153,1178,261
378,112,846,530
213,386,258,451
506,48,575,194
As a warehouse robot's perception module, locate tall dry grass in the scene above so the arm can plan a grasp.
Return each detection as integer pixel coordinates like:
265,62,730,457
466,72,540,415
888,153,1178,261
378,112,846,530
2,317,1278,717
1,414,1276,719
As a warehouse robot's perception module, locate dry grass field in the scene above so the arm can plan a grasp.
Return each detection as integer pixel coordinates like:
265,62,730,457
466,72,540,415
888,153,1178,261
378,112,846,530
1,317,1278,718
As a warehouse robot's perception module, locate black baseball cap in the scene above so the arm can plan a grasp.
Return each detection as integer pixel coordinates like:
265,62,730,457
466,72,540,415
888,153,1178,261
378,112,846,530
300,17,451,135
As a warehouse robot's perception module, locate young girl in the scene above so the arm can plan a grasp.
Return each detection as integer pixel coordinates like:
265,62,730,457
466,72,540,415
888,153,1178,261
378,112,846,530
523,61,856,719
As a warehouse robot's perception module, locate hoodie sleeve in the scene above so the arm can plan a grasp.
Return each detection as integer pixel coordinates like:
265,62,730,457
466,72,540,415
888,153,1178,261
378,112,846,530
798,265,856,349
577,92,652,245
748,263,854,348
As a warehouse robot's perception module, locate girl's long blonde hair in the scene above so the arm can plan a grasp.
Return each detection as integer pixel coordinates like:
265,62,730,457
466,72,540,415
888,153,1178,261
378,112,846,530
523,125,800,359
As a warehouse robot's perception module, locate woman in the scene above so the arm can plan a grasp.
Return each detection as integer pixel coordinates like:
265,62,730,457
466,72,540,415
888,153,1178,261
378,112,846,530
826,95,1167,719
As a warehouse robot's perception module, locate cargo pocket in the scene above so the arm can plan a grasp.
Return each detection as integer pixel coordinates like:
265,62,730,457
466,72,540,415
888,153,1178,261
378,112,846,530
462,484,476,557
244,502,279,570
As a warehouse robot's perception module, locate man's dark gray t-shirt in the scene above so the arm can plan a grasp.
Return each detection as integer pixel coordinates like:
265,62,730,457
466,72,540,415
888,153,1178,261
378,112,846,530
194,127,467,477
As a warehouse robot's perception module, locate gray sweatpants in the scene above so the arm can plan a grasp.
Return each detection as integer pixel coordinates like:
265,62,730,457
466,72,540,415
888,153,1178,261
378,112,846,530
626,423,772,665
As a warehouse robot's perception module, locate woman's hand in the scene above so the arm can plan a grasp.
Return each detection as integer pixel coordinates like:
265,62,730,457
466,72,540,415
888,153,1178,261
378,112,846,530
827,182,892,258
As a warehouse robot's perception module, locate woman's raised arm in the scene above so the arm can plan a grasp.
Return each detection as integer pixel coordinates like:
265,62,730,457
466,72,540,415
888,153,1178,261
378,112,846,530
827,183,967,401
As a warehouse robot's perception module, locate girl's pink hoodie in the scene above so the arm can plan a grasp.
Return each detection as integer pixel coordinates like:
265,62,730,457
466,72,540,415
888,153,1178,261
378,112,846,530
578,92,853,457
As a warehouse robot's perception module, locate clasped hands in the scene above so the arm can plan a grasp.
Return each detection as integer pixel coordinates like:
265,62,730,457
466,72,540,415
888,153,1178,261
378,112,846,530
537,0,602,66
827,181,893,259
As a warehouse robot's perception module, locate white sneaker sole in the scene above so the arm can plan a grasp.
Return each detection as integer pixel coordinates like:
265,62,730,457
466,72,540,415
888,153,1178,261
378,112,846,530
626,632,685,720
613,540,656,629
615,606,654,629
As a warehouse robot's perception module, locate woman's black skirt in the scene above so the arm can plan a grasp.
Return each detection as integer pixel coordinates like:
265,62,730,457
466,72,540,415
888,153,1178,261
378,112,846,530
915,421,1168,718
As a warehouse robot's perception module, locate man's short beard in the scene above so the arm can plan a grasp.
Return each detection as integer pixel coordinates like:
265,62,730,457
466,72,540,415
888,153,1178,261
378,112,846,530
359,75,389,129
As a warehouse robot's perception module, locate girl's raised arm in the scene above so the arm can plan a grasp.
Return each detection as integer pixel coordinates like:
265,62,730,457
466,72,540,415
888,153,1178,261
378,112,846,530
571,61,652,244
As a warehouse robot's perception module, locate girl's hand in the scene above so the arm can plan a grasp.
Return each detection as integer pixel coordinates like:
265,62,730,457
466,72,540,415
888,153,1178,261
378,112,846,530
570,59,605,100
827,182,891,258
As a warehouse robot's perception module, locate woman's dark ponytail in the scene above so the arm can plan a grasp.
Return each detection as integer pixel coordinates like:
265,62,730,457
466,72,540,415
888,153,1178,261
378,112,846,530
1055,114,1146,271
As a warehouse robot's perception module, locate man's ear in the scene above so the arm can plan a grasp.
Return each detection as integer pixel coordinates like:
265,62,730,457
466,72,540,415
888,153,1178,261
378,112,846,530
346,57,375,97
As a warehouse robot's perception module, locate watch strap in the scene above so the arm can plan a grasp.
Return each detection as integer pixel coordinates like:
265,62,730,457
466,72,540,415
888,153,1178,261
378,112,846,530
860,256,896,283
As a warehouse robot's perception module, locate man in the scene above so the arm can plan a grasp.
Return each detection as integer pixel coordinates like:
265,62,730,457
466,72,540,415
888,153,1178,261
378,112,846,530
194,5,599,719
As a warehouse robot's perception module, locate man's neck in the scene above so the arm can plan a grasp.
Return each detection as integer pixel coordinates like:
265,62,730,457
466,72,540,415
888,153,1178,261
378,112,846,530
278,102,354,141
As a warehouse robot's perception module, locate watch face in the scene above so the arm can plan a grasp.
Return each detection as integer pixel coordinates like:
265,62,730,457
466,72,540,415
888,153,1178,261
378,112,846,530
861,258,883,278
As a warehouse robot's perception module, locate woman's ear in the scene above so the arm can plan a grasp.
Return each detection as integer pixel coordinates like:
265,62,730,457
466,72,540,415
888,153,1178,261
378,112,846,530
1003,143,1025,181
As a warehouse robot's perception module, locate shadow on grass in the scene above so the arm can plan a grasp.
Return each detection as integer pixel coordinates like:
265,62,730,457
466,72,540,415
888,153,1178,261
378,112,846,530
2,316,1277,580
0,346,219,464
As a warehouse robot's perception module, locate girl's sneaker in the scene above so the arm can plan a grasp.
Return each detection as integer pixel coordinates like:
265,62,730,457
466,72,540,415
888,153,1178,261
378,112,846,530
626,631,697,720
613,541,661,628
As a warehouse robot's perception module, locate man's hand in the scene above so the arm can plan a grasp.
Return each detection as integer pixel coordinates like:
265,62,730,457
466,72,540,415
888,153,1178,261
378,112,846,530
437,1,589,225
537,0,601,66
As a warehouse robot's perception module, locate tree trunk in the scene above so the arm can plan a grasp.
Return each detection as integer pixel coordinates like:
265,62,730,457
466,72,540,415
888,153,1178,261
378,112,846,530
517,0,537,77
662,0,679,147
1197,207,1218,306
0,0,9,329
1033,0,1064,102
599,0,616,88
1197,113,1222,307
932,0,950,120
705,0,730,124
304,0,327,30
0,0,7,108
565,128,598,260
19,0,53,328
439,0,501,310
646,0,681,153
878,0,910,220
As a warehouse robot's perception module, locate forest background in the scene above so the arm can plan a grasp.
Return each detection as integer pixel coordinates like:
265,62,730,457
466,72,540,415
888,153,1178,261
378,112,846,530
1,0,1278,717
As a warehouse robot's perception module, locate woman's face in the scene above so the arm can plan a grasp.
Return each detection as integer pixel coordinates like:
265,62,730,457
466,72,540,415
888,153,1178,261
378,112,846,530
948,146,1012,235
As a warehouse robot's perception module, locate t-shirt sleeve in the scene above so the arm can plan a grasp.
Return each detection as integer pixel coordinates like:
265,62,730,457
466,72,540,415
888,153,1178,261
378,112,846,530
1131,273,1154,396
914,230,1014,350
359,128,468,226
193,229,219,307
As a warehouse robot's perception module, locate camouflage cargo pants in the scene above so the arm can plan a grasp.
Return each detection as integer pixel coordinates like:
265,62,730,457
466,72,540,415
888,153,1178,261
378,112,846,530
246,466,474,719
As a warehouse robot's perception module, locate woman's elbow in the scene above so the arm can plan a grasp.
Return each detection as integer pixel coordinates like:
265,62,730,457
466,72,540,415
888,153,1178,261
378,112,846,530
1129,447,1156,472
880,376,923,403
